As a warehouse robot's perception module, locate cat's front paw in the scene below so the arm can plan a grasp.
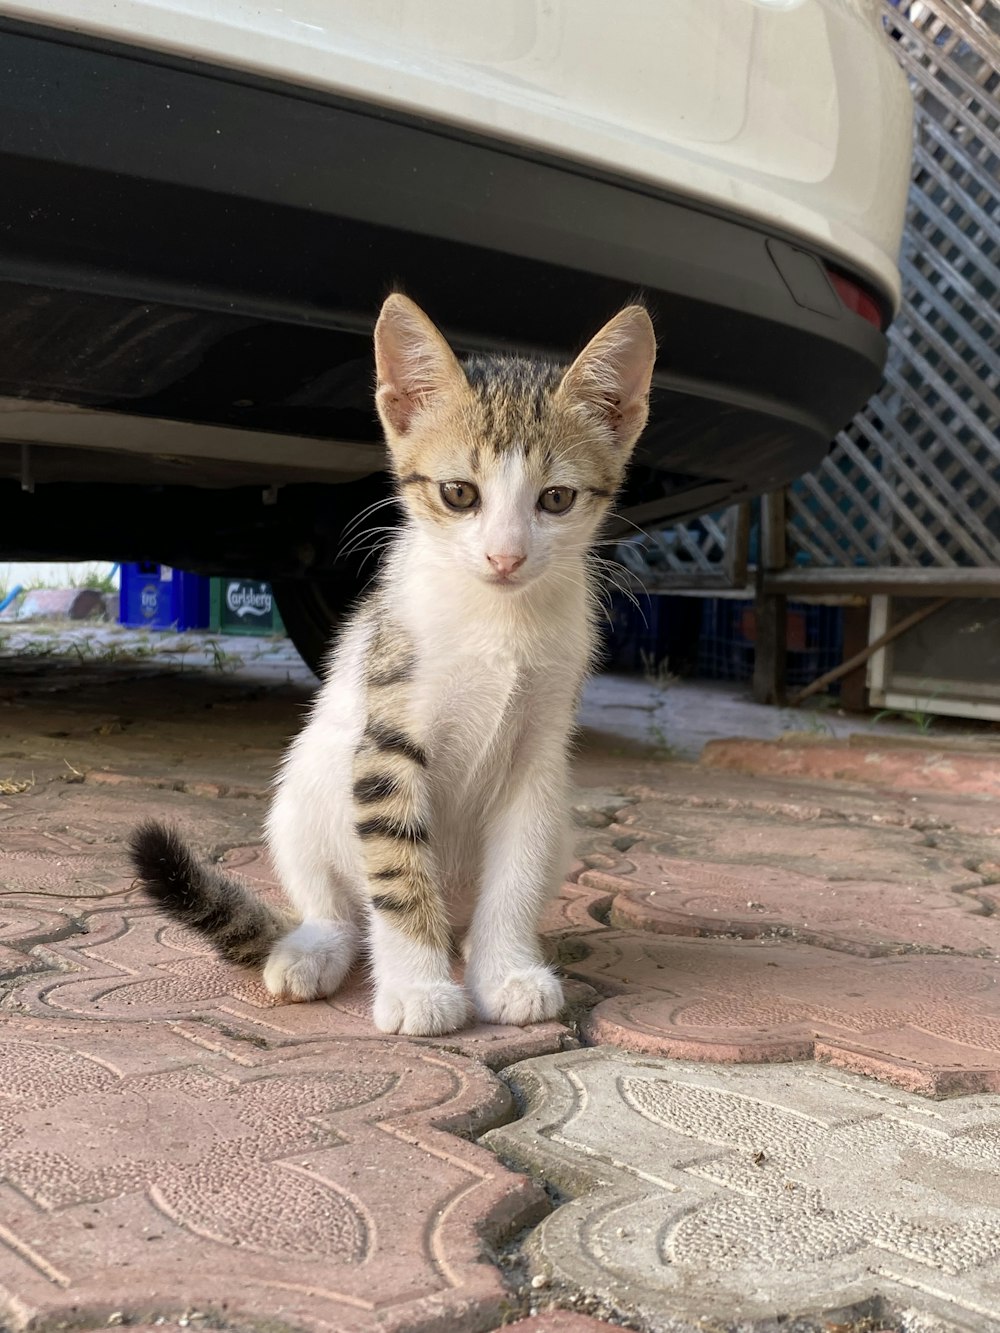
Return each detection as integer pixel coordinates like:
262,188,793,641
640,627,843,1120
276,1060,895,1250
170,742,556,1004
471,966,564,1027
372,980,469,1036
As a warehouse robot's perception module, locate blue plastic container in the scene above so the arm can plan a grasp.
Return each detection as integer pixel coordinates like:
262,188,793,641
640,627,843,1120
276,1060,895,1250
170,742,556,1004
118,562,210,631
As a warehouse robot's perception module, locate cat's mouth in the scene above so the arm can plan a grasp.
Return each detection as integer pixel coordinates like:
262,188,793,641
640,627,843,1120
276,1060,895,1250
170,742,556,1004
485,572,529,591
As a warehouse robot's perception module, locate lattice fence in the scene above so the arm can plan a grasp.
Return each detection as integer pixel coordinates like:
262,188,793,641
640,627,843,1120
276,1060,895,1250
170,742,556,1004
786,0,1000,574
616,0,998,595
614,503,749,590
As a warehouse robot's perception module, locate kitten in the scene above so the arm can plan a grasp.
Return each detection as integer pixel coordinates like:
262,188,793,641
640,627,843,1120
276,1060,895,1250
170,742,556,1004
129,294,656,1037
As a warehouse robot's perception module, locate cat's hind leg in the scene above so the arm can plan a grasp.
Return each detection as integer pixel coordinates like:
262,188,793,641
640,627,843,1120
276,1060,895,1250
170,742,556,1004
264,794,362,1001
263,914,360,1001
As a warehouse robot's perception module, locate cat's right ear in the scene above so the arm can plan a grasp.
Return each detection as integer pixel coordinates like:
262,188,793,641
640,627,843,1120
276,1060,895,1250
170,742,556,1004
374,294,467,437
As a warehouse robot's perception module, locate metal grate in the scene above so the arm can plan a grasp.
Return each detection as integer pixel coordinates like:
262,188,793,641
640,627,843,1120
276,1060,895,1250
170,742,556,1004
696,599,844,687
786,0,1000,576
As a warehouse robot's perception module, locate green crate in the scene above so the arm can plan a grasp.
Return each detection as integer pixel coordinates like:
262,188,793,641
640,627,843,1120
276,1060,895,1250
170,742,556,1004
209,578,285,636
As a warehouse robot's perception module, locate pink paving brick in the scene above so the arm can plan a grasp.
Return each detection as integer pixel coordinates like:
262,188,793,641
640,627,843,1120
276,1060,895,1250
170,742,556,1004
624,766,1000,837
0,827,134,905
72,1316,618,1333
539,881,614,938
702,735,1000,799
569,832,637,877
85,769,267,800
609,803,975,889
564,930,1000,1096
583,853,1000,957
7,907,587,1067
0,783,267,892
0,1022,546,1333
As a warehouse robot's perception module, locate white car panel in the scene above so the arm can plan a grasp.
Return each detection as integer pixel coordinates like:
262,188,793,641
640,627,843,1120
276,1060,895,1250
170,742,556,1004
0,0,912,304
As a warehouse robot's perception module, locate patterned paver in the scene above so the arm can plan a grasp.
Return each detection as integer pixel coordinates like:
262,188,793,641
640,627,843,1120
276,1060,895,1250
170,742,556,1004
0,1018,547,1332
703,734,1000,798
585,852,1000,956
610,799,983,888
4,632,1000,1331
5,904,589,1068
621,767,1000,835
485,1047,1000,1332
0,826,133,900
562,929,1000,1095
0,901,96,978
0,805,582,1059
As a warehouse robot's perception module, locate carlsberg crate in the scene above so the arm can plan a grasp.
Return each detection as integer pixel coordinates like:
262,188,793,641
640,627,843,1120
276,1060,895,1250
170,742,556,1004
209,578,285,637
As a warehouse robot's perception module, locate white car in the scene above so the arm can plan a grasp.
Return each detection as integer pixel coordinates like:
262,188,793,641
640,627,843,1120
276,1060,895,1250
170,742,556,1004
0,0,912,668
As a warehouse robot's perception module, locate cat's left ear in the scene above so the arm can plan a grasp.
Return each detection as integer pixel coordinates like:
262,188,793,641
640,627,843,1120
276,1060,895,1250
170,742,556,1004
556,305,657,451
374,294,468,437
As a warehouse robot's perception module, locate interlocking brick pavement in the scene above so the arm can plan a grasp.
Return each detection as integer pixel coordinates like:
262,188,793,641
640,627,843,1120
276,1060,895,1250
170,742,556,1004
5,904,589,1068
611,800,979,888
563,930,1000,1096
497,1316,618,1331
703,734,1000,798
586,854,1000,956
4,636,1000,1331
0,1019,547,1332
486,1048,1000,1332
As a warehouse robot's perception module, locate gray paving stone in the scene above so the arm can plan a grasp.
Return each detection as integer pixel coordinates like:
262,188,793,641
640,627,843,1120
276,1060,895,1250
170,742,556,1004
484,1047,1000,1332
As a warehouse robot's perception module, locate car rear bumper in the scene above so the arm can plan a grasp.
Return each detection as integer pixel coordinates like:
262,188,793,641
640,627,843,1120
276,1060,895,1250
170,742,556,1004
0,20,891,529
0,0,913,307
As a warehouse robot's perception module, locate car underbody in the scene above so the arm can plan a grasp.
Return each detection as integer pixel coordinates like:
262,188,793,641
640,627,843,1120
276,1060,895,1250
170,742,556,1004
0,17,892,664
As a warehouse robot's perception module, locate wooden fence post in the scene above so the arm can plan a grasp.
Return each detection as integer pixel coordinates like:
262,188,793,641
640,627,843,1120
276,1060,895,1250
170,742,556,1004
753,491,787,705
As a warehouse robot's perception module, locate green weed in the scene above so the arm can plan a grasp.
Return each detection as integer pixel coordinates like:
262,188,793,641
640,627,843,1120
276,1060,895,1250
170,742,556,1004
68,565,118,595
206,639,241,673
639,650,678,690
873,706,936,734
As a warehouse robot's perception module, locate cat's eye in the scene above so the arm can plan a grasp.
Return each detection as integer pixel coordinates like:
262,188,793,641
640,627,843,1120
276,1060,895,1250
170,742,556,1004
538,486,577,515
440,480,480,511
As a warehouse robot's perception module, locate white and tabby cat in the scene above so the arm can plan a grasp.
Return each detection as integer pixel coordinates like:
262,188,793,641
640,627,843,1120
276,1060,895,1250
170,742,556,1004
130,294,656,1036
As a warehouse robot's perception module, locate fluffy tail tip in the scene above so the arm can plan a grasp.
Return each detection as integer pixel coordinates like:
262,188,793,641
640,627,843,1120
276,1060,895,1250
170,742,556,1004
128,820,190,893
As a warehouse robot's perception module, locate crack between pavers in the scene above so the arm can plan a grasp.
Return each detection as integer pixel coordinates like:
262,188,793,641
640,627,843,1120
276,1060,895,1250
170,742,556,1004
1,1304,308,1333
0,916,92,985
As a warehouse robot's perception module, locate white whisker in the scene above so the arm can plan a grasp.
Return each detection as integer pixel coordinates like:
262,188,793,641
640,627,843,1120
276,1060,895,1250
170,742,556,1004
340,495,398,540
337,525,399,561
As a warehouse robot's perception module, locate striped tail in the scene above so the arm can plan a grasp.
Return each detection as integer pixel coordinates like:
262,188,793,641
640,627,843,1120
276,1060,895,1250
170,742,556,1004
128,820,294,968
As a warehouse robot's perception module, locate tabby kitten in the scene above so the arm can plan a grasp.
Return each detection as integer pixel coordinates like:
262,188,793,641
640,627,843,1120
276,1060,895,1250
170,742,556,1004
130,294,656,1036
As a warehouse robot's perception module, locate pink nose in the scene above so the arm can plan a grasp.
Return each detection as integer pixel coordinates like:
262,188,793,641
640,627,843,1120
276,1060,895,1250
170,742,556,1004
487,553,526,578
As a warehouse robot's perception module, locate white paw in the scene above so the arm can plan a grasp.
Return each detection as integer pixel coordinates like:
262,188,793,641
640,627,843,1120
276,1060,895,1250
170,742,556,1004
372,981,469,1036
471,966,564,1027
263,920,357,1001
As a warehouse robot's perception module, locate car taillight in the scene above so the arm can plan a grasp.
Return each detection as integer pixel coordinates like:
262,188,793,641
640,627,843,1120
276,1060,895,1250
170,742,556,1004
825,268,887,331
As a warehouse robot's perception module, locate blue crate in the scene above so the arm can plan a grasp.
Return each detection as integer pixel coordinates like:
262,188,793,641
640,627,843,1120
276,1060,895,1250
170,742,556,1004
118,562,210,631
